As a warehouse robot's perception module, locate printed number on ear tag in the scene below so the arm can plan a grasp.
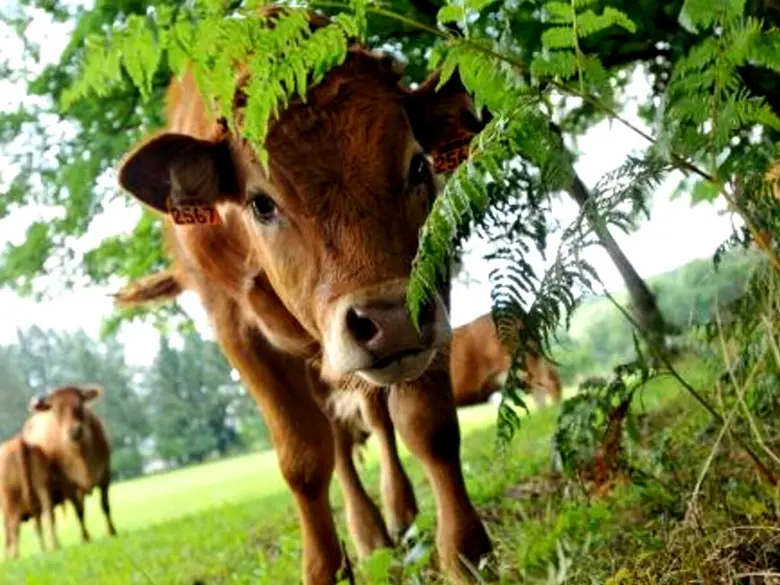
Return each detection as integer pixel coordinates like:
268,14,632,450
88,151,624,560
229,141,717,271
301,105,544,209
432,132,474,174
166,197,221,226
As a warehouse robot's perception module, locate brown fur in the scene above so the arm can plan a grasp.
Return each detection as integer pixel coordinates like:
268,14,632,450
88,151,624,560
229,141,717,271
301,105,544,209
118,270,419,547
0,436,59,559
22,386,118,543
450,313,562,409
114,7,492,584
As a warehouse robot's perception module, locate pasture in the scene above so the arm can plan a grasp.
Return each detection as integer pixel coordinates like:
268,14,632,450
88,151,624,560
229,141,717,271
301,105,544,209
5,357,765,585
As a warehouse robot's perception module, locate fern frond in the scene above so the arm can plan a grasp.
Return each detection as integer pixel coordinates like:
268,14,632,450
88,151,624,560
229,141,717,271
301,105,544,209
406,90,570,327
62,4,367,166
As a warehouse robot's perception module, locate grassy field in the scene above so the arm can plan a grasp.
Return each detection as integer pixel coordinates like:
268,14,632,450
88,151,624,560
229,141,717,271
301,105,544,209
4,358,778,584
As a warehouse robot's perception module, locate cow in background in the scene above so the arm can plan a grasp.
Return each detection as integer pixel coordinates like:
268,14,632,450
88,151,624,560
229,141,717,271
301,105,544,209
450,313,562,409
0,436,60,559
23,385,117,543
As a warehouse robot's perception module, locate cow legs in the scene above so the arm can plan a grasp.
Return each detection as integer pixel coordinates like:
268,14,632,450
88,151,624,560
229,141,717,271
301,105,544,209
390,368,492,583
69,490,91,542
272,400,342,584
332,419,393,558
358,392,418,540
35,484,59,551
218,323,345,585
33,515,46,552
5,513,20,560
99,475,118,536
48,504,60,550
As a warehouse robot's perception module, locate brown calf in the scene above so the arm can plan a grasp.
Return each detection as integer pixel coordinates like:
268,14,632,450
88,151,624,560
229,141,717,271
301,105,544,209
117,270,417,553
450,313,562,409
113,6,492,583
0,436,59,560
22,386,117,543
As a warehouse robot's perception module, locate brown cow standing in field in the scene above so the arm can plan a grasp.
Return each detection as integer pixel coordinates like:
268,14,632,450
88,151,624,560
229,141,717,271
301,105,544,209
0,436,59,559
450,313,562,409
22,386,117,543
112,6,492,583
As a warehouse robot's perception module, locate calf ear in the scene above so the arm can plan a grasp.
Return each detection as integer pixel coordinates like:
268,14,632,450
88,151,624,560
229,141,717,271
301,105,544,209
405,71,491,156
29,394,51,413
81,385,104,403
113,269,184,308
118,133,240,214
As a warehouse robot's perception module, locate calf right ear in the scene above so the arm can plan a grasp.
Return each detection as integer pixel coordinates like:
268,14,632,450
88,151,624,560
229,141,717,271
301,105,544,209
118,133,240,214
113,269,185,308
29,394,51,413
81,386,104,403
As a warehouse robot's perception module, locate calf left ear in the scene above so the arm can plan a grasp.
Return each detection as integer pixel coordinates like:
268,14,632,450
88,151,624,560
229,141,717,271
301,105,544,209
405,71,491,156
81,385,104,403
118,132,240,214
29,394,51,413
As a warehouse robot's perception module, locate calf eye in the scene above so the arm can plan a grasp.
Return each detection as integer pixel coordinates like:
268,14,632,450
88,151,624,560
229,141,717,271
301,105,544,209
250,193,278,224
408,154,430,186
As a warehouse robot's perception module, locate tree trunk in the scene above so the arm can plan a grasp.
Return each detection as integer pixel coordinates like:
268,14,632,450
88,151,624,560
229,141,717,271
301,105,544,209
567,174,673,356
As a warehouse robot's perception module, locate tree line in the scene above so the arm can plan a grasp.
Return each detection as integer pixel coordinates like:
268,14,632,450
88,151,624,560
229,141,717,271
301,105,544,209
0,326,271,480
551,248,763,383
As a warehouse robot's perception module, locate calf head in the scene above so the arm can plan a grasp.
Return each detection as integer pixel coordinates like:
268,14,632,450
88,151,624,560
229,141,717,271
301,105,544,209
117,13,486,387
30,385,102,444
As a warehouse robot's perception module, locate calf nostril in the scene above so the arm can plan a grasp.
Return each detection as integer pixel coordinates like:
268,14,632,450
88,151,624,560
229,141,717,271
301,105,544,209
346,308,380,343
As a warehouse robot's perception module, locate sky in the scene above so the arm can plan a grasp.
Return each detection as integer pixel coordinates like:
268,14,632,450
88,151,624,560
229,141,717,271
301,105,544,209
0,3,738,367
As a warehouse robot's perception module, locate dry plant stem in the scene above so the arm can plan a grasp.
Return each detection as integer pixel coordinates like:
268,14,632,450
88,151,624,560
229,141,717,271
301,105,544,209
718,304,780,470
602,289,778,485
762,315,780,369
715,380,734,449
687,408,732,530
689,321,769,524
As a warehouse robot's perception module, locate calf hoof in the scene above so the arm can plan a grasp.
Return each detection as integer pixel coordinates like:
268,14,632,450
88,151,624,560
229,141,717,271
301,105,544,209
349,512,393,560
386,491,418,543
438,520,494,584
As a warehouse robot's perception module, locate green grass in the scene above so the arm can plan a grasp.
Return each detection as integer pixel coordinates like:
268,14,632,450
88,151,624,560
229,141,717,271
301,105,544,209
4,357,776,585
3,398,522,585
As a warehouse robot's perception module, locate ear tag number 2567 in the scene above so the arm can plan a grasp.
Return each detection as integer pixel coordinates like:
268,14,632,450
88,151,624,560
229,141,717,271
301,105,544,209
166,197,221,226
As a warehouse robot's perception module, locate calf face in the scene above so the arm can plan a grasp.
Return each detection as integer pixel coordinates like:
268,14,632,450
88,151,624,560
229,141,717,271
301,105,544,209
30,386,103,445
118,51,484,387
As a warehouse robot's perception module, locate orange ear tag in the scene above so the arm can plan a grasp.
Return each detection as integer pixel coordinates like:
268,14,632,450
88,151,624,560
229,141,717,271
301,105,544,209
432,130,475,174
166,197,222,226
